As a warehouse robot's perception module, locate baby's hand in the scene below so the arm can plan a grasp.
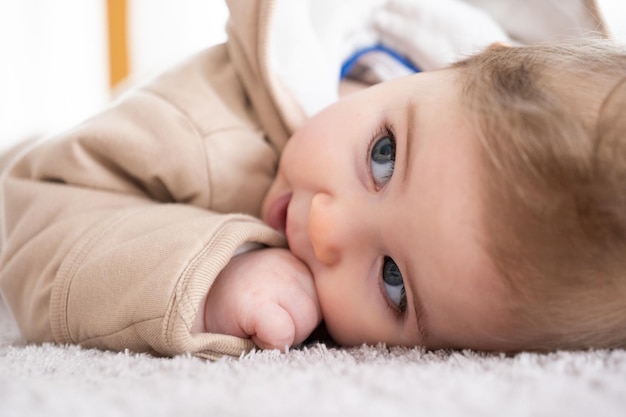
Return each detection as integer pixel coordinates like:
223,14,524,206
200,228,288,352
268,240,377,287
197,248,321,351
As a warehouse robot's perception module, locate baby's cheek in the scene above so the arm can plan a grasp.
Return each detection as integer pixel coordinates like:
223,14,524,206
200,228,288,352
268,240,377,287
312,281,356,346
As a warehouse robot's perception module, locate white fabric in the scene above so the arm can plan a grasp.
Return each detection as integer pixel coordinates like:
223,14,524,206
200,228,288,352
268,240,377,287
268,0,510,117
2,299,626,416
267,0,622,120
371,0,512,70
269,0,385,117
464,0,604,43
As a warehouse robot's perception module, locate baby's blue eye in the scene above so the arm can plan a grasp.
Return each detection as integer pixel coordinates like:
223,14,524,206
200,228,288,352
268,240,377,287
370,135,396,188
382,257,406,312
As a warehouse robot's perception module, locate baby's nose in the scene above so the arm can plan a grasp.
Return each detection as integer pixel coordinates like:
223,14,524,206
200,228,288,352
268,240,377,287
308,193,362,266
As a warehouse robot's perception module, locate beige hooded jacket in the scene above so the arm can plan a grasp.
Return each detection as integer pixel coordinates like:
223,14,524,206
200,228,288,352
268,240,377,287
0,0,614,359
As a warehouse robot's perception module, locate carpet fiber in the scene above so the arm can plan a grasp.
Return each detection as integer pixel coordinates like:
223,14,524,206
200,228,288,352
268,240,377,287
1,299,625,417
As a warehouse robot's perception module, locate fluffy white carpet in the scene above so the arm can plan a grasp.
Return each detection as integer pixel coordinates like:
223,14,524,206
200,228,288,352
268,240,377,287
1,299,625,417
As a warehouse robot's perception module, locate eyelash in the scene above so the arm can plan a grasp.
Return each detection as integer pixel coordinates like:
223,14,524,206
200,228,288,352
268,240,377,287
378,259,408,320
366,122,396,190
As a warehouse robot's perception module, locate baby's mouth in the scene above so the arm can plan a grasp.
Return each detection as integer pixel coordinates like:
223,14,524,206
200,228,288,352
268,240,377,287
265,192,292,235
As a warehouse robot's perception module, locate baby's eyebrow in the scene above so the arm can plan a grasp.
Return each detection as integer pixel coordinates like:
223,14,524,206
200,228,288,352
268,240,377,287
401,99,429,344
409,279,430,345
402,99,418,187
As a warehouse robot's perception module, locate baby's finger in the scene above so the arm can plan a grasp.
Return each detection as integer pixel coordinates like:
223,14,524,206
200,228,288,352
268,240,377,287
279,291,322,346
249,302,295,351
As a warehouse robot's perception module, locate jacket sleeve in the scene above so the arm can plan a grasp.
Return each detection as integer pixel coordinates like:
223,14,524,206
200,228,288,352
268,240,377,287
0,44,286,359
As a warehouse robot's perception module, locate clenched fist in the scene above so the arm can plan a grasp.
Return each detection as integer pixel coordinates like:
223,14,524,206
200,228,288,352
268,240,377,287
192,248,321,351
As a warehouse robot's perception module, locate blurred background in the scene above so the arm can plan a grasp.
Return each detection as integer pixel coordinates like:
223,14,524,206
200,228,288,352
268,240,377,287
0,0,228,152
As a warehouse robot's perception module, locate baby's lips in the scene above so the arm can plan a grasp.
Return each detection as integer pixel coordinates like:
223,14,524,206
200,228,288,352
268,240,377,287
265,192,291,234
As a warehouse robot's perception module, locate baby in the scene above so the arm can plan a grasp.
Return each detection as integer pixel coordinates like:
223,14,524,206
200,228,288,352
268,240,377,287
1,1,624,357
194,41,626,353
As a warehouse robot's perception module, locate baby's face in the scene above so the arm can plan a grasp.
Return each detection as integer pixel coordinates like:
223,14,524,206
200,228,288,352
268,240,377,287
262,69,515,350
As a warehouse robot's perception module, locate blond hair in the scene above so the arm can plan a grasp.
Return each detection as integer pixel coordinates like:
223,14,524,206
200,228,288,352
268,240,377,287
455,40,626,350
